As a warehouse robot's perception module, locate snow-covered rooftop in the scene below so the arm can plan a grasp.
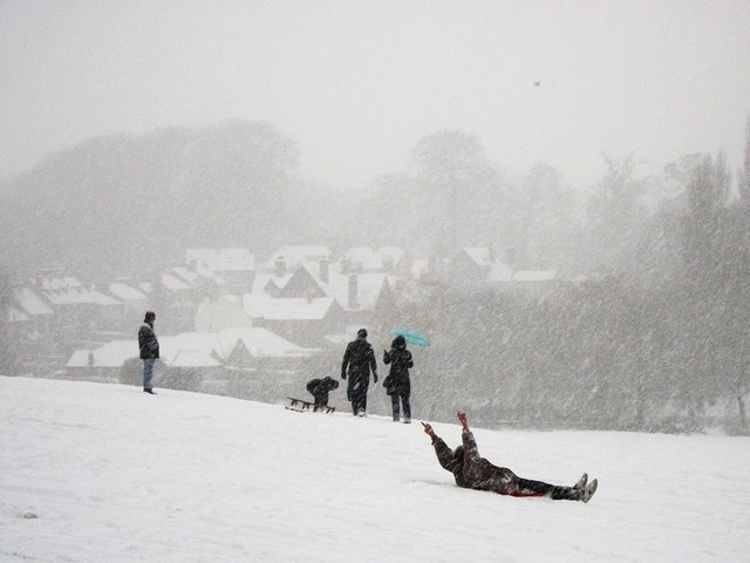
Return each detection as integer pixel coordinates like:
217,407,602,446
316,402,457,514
172,266,223,286
109,282,147,302
43,287,121,307
38,276,83,291
243,295,336,320
322,272,393,311
5,304,30,322
12,287,54,316
217,327,318,358
161,273,191,291
66,340,137,368
462,247,494,267
266,245,332,270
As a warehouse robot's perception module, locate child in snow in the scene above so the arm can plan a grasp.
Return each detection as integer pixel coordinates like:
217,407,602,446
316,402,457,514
306,376,340,410
421,411,598,502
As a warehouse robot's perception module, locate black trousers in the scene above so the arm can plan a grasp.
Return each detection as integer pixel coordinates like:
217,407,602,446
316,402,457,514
390,392,411,420
351,388,368,415
312,394,329,408
514,478,580,500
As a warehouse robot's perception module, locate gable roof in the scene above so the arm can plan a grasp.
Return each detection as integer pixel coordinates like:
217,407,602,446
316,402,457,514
172,266,223,286
42,286,121,306
243,295,336,320
322,271,395,311
266,245,332,270
66,340,137,368
109,282,147,302
462,247,494,267
13,287,54,316
217,327,319,359
5,303,30,322
161,272,192,291
38,276,83,291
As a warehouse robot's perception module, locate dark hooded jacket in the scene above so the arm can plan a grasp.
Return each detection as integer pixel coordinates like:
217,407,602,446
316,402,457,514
306,376,340,402
341,337,378,394
138,321,159,360
431,430,516,493
383,335,413,396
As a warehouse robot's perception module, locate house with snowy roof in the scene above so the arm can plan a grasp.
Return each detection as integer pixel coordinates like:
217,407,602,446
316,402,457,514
264,245,332,272
242,294,345,347
11,286,54,333
66,327,321,401
338,246,409,274
108,281,149,327
446,247,501,286
137,271,199,333
29,276,124,350
185,248,255,293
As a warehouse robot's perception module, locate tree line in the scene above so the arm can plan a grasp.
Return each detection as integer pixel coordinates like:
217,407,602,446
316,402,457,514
390,119,750,434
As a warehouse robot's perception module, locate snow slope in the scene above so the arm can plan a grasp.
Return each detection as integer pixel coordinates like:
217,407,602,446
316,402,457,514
1,376,749,562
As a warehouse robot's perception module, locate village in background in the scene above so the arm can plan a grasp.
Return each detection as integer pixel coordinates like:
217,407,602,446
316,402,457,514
2,120,749,434
3,243,561,417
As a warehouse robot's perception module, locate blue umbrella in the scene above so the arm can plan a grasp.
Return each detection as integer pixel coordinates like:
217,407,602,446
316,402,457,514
390,328,430,348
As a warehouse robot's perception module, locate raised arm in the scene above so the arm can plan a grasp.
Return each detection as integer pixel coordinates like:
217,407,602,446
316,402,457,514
422,422,460,473
457,411,480,462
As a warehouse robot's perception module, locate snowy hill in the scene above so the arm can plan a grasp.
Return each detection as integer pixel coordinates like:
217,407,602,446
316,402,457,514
2,377,749,562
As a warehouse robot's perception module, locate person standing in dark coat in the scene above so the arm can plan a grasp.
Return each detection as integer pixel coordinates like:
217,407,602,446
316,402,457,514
421,411,598,502
341,328,378,416
383,335,414,423
306,376,340,409
138,311,160,395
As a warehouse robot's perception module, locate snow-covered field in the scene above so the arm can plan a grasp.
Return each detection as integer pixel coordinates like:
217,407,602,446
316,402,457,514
2,376,749,562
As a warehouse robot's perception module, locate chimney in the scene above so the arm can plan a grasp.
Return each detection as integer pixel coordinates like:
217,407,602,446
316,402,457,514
504,247,516,269
488,243,496,263
348,274,359,309
319,258,330,284
87,351,95,367
274,256,287,277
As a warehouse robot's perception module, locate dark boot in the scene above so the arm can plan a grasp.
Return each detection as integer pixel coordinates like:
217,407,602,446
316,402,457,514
143,388,156,395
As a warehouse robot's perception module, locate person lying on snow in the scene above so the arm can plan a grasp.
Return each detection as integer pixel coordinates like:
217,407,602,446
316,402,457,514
421,411,598,502
306,376,340,409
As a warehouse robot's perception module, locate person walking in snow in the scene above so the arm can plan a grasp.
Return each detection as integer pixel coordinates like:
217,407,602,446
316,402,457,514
306,376,340,410
421,411,598,502
138,311,160,395
383,335,414,423
341,328,378,416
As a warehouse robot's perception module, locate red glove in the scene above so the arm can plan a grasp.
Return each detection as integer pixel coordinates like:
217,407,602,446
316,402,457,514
457,410,469,431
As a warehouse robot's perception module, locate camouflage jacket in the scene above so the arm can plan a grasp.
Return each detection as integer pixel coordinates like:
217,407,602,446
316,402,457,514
431,430,516,494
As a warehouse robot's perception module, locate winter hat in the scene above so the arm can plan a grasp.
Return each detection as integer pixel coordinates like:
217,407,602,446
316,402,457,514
144,311,156,322
357,328,368,338
393,335,406,349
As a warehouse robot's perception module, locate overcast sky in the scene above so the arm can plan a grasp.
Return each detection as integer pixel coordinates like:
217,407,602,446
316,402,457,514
2,0,749,188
